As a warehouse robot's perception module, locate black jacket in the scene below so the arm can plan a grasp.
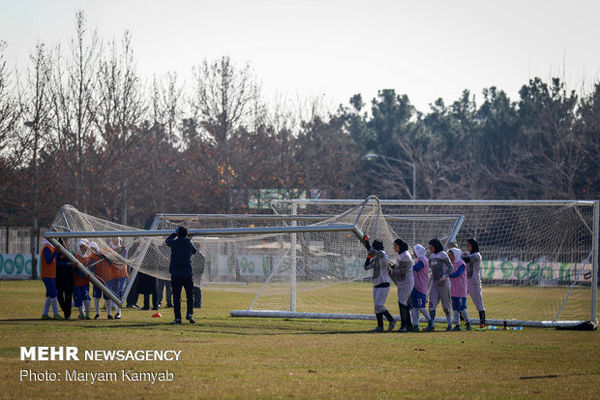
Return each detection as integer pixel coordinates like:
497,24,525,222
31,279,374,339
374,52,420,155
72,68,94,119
165,233,197,278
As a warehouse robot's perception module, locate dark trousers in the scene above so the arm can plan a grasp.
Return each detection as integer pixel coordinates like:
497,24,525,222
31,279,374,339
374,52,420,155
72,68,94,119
193,286,202,308
157,279,172,306
56,275,74,319
126,276,139,306
171,275,194,320
143,292,157,310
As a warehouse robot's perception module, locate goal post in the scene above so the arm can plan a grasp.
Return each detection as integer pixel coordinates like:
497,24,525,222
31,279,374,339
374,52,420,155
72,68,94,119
270,198,599,327
43,205,369,311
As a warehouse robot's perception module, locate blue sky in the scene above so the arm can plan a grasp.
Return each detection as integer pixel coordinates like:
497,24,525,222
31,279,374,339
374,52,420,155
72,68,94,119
1,0,599,112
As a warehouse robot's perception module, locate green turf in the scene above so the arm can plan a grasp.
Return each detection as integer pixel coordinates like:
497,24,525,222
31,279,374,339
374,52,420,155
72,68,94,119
0,280,598,399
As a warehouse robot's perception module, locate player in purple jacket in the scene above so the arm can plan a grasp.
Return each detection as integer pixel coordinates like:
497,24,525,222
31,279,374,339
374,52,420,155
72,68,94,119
449,248,471,331
410,244,432,331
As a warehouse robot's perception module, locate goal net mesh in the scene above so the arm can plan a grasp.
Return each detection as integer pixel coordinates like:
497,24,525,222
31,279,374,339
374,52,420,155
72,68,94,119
47,202,461,317
272,200,597,324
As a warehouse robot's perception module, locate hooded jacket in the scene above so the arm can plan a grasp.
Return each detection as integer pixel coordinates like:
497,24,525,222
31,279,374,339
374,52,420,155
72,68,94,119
412,244,429,294
449,248,467,297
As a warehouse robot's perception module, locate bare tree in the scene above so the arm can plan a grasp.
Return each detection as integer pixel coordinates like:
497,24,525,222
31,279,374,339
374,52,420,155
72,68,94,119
0,40,19,156
95,31,145,223
190,56,261,211
17,42,53,274
152,72,183,144
50,11,100,211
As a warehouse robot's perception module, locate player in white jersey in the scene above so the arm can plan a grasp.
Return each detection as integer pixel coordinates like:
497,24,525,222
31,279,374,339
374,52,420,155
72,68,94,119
389,238,414,332
426,238,454,332
364,239,396,332
461,238,486,328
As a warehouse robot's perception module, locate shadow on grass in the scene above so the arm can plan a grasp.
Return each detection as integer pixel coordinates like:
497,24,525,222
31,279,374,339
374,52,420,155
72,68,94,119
0,317,394,336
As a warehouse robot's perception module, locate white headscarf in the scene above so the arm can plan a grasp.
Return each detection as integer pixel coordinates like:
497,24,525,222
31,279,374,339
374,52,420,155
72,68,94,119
89,241,100,255
413,244,427,261
449,247,462,266
109,237,122,250
77,239,90,257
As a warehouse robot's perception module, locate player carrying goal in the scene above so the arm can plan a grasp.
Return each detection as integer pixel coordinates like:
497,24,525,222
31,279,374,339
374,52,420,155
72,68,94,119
461,238,486,328
426,238,454,332
389,238,414,332
364,238,396,332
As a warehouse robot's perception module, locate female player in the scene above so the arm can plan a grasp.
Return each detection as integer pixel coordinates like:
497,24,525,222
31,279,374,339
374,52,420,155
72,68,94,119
89,242,112,319
40,239,61,319
410,244,431,331
73,239,92,319
107,237,127,319
449,248,471,331
364,239,395,332
426,238,453,331
390,238,413,332
461,238,486,327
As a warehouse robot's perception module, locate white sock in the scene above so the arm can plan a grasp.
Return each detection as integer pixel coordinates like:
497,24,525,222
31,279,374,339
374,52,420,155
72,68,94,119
43,297,51,316
106,300,112,316
446,311,452,327
410,308,419,326
461,309,469,323
78,306,84,316
419,308,431,322
453,310,460,325
114,305,121,315
84,300,91,316
51,298,59,316
94,298,100,314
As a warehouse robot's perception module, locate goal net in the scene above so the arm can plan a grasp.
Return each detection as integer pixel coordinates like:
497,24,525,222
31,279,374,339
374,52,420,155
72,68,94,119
44,199,463,319
272,199,599,327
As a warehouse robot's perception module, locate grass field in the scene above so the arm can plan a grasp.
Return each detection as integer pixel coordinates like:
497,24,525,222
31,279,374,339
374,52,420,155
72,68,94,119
0,280,599,399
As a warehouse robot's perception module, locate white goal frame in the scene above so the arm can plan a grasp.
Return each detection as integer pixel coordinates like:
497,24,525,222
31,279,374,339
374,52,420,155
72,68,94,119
252,198,599,328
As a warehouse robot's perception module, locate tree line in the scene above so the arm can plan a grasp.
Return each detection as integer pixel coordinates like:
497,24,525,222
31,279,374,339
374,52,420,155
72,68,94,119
0,12,598,229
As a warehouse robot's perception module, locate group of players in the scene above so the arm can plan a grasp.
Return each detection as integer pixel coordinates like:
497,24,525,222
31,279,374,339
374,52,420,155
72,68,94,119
40,237,128,320
364,236,485,332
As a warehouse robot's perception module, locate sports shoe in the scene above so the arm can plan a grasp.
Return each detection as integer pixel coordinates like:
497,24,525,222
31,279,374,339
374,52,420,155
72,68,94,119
466,323,472,331
186,314,196,324
397,326,408,333
452,325,461,331
114,313,121,319
94,314,100,320
445,325,453,331
41,315,51,320
107,314,114,320
388,320,396,332
85,315,91,320
78,314,85,320
53,315,64,320
412,326,420,332
370,326,384,332
170,319,182,325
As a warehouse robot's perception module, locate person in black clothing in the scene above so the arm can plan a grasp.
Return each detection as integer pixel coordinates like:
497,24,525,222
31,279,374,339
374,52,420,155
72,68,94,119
166,226,197,324
137,271,158,310
55,238,74,320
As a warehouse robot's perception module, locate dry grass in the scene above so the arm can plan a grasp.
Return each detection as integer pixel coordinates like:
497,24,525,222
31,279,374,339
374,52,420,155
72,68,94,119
0,280,598,399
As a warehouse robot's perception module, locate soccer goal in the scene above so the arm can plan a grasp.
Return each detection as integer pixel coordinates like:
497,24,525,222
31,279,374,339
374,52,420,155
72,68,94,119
268,198,599,328
43,204,369,308
42,197,463,316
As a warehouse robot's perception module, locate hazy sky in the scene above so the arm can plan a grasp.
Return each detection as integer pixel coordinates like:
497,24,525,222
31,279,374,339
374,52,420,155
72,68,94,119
1,0,599,112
